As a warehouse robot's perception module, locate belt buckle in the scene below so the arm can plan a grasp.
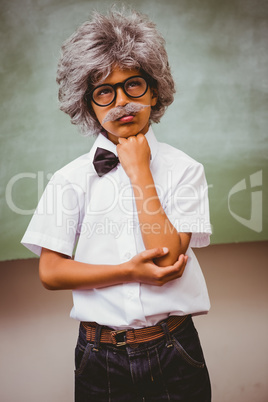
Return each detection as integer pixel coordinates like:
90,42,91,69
111,329,127,346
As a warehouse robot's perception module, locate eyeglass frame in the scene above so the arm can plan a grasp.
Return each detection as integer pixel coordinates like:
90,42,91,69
87,75,149,107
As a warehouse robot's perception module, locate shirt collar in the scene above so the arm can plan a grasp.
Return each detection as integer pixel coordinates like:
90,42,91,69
89,125,159,167
145,126,158,162
89,131,118,159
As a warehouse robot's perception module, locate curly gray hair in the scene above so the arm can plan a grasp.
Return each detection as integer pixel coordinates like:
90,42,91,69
56,8,175,135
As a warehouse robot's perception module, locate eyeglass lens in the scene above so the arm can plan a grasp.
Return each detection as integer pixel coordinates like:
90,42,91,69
92,76,148,106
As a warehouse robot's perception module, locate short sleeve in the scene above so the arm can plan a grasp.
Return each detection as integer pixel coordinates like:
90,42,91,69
21,172,83,257
164,162,212,248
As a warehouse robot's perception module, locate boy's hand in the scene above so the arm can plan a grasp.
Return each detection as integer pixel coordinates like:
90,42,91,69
117,134,151,180
128,247,188,286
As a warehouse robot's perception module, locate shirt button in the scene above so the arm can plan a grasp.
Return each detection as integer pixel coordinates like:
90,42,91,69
124,252,132,260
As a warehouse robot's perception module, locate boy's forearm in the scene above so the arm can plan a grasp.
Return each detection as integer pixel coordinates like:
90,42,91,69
39,248,130,290
39,247,188,290
130,168,191,266
117,134,191,266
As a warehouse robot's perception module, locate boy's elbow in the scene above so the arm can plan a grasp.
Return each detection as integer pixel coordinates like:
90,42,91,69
154,253,179,267
41,279,55,291
39,249,61,290
154,233,191,267
39,264,57,290
40,276,57,291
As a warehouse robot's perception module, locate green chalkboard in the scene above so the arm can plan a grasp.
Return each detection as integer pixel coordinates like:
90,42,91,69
1,0,267,260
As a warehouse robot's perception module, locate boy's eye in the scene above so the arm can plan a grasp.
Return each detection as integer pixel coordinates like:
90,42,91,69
95,86,113,97
125,77,147,96
126,80,142,90
92,85,114,105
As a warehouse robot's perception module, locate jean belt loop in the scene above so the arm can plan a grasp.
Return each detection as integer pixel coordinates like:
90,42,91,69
92,324,103,352
160,320,173,348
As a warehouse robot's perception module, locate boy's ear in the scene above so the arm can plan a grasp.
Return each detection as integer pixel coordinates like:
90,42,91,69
151,88,158,106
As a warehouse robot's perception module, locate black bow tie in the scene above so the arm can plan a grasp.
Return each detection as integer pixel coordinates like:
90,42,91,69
93,147,119,177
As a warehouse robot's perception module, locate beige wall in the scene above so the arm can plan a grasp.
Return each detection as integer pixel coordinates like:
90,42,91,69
0,241,267,401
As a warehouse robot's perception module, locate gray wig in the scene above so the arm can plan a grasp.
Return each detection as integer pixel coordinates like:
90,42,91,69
56,9,175,135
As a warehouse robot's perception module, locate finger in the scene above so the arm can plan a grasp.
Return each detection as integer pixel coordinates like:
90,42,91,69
117,137,127,145
162,256,187,281
153,264,184,286
136,133,147,141
177,254,188,264
173,257,187,275
140,247,169,261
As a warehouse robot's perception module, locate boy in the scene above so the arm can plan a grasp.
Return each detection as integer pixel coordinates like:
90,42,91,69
22,8,212,401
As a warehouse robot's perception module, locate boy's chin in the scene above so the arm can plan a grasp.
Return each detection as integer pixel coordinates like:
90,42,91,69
106,131,134,144
105,127,139,141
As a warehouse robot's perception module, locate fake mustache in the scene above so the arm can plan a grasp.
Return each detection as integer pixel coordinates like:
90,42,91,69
102,103,150,124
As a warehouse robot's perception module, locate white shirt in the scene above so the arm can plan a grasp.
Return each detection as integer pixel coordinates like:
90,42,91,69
22,127,212,329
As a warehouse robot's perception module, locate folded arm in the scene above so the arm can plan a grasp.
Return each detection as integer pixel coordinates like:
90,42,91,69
117,134,191,266
39,247,188,290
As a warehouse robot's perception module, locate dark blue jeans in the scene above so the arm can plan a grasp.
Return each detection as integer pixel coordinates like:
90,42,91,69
75,316,211,401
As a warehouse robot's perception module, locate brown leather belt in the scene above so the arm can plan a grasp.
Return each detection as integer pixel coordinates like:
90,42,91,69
82,315,188,347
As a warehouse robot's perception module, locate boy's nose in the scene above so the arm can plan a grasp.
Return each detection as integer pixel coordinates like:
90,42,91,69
114,87,129,106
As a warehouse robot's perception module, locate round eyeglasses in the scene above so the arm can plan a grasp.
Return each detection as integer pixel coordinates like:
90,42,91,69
89,76,149,107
